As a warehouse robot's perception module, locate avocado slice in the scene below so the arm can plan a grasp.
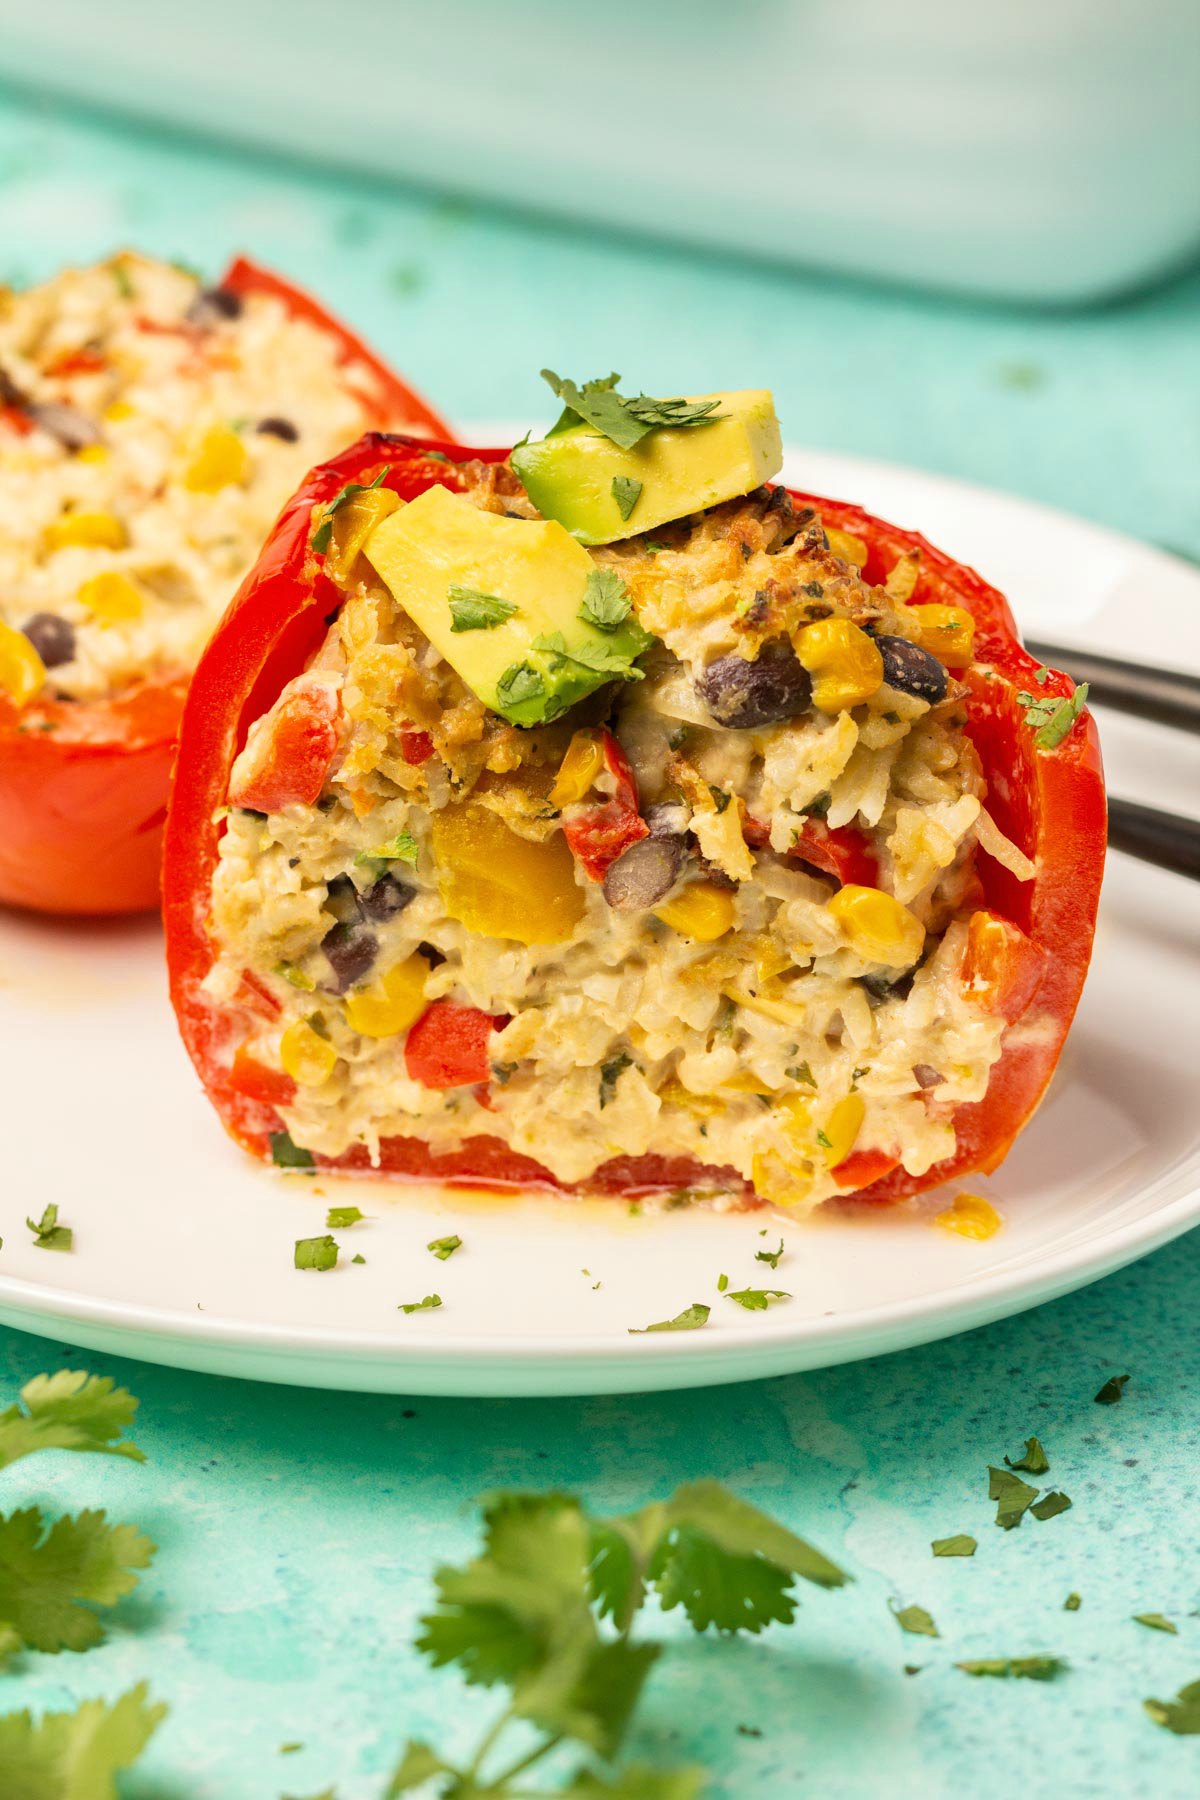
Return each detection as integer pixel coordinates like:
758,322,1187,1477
511,389,782,545
362,484,652,727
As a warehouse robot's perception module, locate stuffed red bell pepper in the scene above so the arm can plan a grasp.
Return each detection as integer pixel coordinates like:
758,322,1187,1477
0,250,449,916
163,375,1104,1211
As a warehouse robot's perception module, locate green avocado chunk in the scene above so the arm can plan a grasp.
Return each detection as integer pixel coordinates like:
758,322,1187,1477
363,484,652,726
512,388,783,545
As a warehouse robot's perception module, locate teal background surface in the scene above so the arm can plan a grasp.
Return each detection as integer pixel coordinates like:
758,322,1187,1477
0,80,1197,1800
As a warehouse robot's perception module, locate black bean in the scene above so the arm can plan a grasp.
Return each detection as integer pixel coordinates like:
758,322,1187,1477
603,837,682,912
321,921,378,992
358,873,415,922
913,1063,945,1089
22,613,75,668
256,416,299,442
876,634,948,704
696,640,812,730
644,802,690,841
186,286,243,326
324,874,361,924
29,402,103,451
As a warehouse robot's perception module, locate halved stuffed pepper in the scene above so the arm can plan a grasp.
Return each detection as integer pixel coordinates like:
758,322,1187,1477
164,375,1105,1211
0,251,449,915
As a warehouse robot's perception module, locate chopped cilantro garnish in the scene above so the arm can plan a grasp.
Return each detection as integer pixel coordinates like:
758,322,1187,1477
325,1206,364,1229
1005,1435,1049,1474
427,1235,462,1261
399,1294,443,1314
815,1129,832,1151
1031,1491,1072,1522
351,1254,366,1265
495,662,545,708
932,1535,976,1557
599,1052,634,1109
540,369,723,451
1145,1679,1200,1734
1017,672,1091,749
891,1602,939,1638
448,585,518,632
787,1062,817,1088
629,1304,710,1334
311,465,390,554
275,961,316,991
1134,1613,1177,1634
355,831,419,868
988,1466,1037,1530
717,1273,729,1292
579,566,634,632
957,1656,1065,1681
724,1288,791,1312
755,1240,785,1270
612,475,643,522
533,628,649,682
294,1235,338,1272
25,1204,72,1252
1094,1373,1130,1404
1065,1592,1082,1610
271,1131,315,1171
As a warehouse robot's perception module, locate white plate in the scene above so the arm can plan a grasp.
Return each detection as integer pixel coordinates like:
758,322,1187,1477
2,445,1198,1396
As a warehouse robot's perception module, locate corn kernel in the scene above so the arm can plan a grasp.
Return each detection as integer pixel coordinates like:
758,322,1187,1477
723,1072,775,1097
104,401,136,423
654,882,736,942
794,617,883,711
0,619,45,706
549,729,606,808
183,424,249,493
325,486,401,583
45,509,127,553
75,443,109,465
279,1019,337,1087
752,1149,813,1209
825,526,868,568
659,1077,723,1118
936,1192,1002,1240
826,884,925,969
777,1093,812,1136
77,570,144,626
901,603,974,669
344,955,427,1039
821,1092,865,1166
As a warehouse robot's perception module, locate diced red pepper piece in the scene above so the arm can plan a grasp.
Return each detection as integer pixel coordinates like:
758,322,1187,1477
961,910,1046,1019
229,674,340,814
405,1001,505,1090
230,1047,296,1109
399,728,435,766
237,968,282,1018
830,1148,902,1190
743,812,877,886
561,728,649,882
0,405,33,436
45,348,107,378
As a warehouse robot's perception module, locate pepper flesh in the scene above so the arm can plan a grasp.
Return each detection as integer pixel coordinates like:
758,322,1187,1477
163,436,1105,1203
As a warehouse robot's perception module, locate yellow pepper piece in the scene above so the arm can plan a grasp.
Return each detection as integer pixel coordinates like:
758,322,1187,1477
900,603,974,669
325,486,401,584
45,509,127,553
279,1019,337,1087
0,619,46,706
752,1149,813,1210
77,570,144,626
936,1192,1002,1240
826,884,925,969
654,882,736,942
821,1092,865,1166
104,400,135,423
76,444,109,466
825,526,868,568
344,954,428,1039
432,802,584,945
184,424,249,493
794,617,883,711
549,729,606,809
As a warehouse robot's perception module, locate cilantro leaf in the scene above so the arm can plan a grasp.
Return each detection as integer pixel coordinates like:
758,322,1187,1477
988,1466,1037,1529
787,1061,817,1088
311,466,389,554
448,585,518,632
723,1288,791,1311
1005,1436,1049,1474
385,1740,454,1796
932,1535,976,1557
1134,1613,1177,1634
1094,1373,1130,1404
1030,1490,1072,1521
399,1294,442,1314
565,1766,705,1800
652,1524,797,1635
891,1601,939,1638
540,371,722,451
599,1053,634,1109
26,1204,72,1252
611,476,643,524
0,1506,155,1660
325,1206,364,1229
519,1634,660,1758
754,1240,785,1270
294,1235,338,1272
956,1656,1065,1680
580,568,634,633
629,1305,710,1334
660,1481,848,1593
0,1682,165,1799
1145,1678,1200,1734
1065,1592,1082,1610
1036,685,1089,749
271,1130,315,1170
355,832,419,868
0,1371,144,1472
532,629,650,682
496,663,545,709
427,1235,462,1261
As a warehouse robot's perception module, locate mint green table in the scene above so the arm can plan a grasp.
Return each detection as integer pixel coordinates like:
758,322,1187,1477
1,80,1198,1800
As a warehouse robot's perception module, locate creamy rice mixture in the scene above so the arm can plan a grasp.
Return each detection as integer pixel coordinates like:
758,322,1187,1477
0,252,418,703
205,460,1034,1209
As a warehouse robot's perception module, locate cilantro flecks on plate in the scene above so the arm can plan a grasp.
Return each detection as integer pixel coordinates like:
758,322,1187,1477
932,1535,977,1558
754,1239,785,1270
987,1466,1038,1530
26,1204,72,1252
294,1234,338,1272
723,1288,791,1312
0,1683,166,1797
628,1305,710,1334
325,1206,365,1229
427,1235,462,1261
1004,1436,1049,1474
399,1294,442,1314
